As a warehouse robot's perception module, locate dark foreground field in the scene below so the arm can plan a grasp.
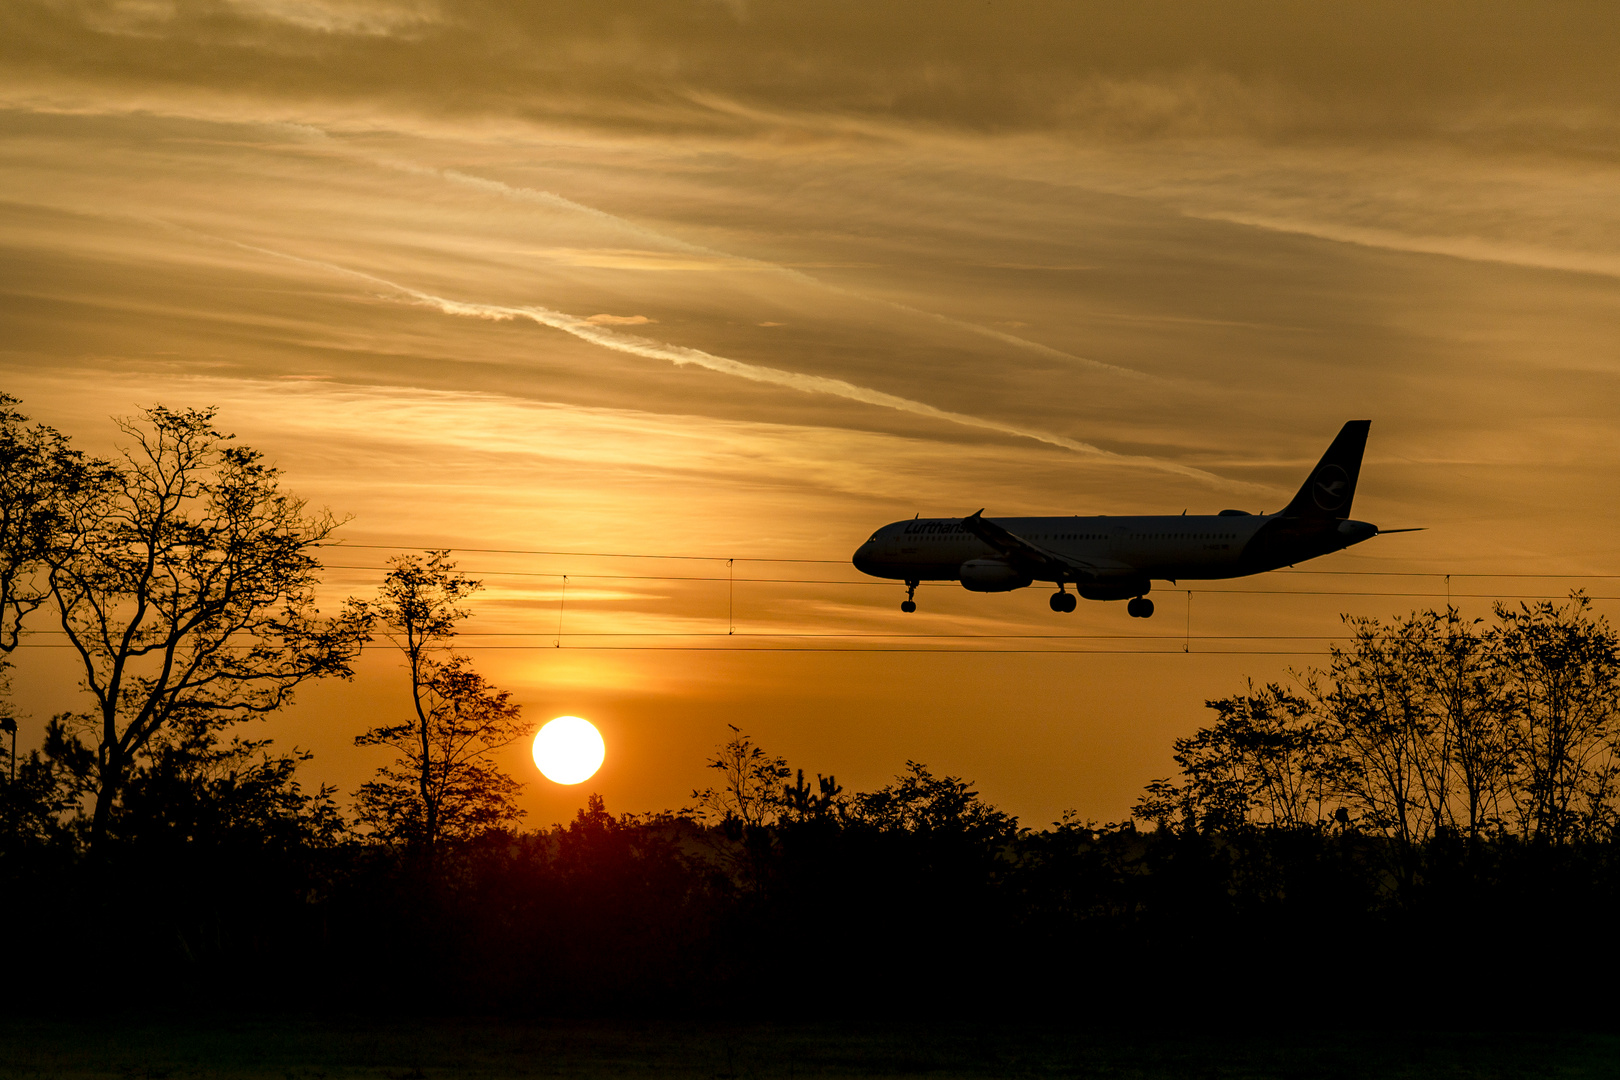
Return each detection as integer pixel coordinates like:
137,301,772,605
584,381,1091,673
0,1020,1615,1080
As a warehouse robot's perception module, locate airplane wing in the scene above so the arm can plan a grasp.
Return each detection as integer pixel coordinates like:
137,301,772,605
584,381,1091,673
959,510,1130,582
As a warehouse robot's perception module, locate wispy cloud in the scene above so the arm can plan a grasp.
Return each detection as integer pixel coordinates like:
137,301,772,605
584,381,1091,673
224,0,441,36
220,235,1256,491
361,154,1156,381
1189,212,1620,281
583,313,655,325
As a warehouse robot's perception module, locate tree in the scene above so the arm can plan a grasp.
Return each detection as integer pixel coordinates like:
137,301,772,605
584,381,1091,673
1135,682,1340,833
45,406,370,852
691,725,791,827
1408,608,1514,840
1139,598,1620,849
850,762,1017,846
0,396,97,860
355,554,528,856
777,768,845,823
1300,609,1514,845
0,394,87,656
115,721,346,854
1311,599,1620,845
1314,617,1443,846
0,714,85,858
1493,595,1620,842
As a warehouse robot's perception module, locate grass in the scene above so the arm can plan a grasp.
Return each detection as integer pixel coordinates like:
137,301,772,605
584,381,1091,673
0,1017,1615,1079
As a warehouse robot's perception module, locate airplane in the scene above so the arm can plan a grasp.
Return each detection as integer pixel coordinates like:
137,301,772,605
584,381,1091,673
851,420,1417,618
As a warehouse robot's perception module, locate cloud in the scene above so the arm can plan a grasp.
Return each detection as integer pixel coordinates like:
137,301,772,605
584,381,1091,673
583,313,654,325
221,236,1259,491
12,0,1618,153
223,0,441,36
543,250,745,272
1189,211,1620,281
358,154,1154,380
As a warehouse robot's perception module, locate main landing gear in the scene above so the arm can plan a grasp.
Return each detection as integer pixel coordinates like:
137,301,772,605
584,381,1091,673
1127,596,1155,619
900,580,919,613
1049,588,1077,613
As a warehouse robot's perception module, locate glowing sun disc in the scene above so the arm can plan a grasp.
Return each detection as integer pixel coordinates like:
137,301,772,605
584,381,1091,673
532,716,605,785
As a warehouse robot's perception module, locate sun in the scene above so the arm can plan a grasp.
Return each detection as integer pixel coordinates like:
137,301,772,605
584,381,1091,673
532,716,606,785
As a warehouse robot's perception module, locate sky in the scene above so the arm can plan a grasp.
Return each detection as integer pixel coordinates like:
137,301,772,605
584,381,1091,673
3,0,1619,827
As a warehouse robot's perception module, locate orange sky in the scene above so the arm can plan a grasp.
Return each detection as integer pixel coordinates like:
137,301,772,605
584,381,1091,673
3,1,1618,827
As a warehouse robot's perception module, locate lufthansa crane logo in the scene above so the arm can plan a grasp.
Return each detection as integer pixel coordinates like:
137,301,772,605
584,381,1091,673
1312,463,1350,511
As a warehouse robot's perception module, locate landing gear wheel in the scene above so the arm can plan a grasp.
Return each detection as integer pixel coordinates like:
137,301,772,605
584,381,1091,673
901,580,919,613
900,600,916,613
1050,591,1077,613
1127,596,1155,619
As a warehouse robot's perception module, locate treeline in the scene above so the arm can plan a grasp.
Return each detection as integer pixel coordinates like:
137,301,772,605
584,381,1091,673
3,396,1620,1020
1140,599,1620,844
0,398,533,861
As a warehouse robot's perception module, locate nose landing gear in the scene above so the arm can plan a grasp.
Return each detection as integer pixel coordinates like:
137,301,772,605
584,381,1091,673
1127,596,1155,619
1049,589,1077,613
900,580,919,613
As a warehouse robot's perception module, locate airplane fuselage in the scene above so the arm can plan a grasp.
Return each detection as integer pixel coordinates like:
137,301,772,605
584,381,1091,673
853,512,1377,596
851,421,1391,616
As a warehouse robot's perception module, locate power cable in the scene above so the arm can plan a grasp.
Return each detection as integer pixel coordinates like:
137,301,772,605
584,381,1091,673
0,641,1328,654
315,542,1620,579
316,565,1620,601
318,543,845,564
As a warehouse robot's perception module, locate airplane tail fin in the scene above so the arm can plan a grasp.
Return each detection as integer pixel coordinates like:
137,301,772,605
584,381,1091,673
1280,420,1370,519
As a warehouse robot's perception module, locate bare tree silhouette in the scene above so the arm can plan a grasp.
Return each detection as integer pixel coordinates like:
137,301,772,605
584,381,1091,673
0,395,86,658
44,406,370,852
355,552,528,857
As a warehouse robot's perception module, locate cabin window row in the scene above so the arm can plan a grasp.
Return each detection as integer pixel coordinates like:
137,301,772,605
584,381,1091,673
915,532,1239,540
1032,532,1238,540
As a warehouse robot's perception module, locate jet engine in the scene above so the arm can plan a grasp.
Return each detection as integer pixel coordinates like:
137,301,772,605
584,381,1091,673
1078,577,1151,602
958,559,1033,593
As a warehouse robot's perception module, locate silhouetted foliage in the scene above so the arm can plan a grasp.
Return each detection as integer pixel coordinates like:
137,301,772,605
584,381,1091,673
355,553,528,857
1,396,1616,1023
9,727,1620,1022
777,768,844,823
355,654,528,849
1137,682,1340,832
848,760,1017,847
1493,598,1620,842
0,395,85,659
44,406,370,852
115,721,345,852
1139,595,1620,852
0,713,82,857
691,724,791,827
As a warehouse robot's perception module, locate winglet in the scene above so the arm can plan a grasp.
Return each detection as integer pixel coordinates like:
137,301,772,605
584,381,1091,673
1281,421,1370,519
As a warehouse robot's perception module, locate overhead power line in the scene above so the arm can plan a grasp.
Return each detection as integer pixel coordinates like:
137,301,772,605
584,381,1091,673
317,542,1620,579
319,543,845,564
10,630,1353,641
0,639,1327,655
316,564,1618,602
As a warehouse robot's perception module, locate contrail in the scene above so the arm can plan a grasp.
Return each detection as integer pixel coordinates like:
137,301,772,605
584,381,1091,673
361,156,1156,382
226,239,1256,491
